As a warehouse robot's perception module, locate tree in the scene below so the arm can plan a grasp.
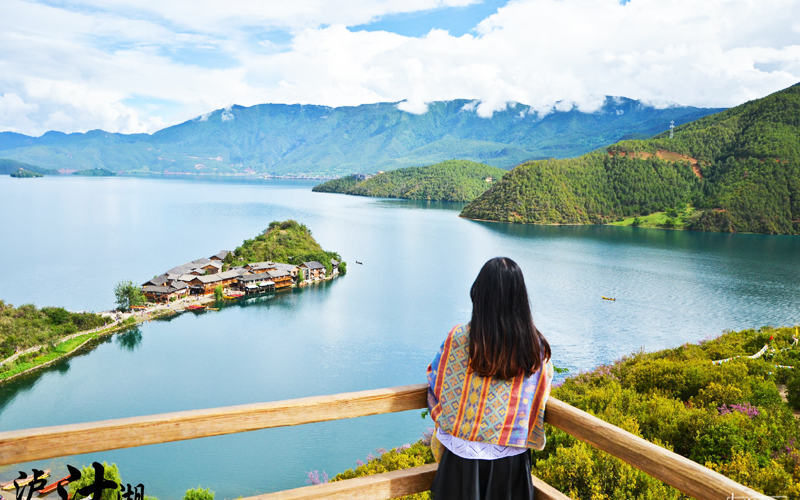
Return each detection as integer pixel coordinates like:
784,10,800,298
183,487,214,500
631,217,642,226
298,268,305,282
339,262,347,276
114,281,145,312
214,285,224,302
70,462,123,500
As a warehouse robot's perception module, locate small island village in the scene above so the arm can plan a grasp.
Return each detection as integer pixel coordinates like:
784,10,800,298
140,250,339,306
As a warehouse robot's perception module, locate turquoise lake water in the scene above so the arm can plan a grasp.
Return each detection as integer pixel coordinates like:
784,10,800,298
0,175,798,498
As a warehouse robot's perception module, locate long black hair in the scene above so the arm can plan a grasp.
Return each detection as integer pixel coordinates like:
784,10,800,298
468,257,551,379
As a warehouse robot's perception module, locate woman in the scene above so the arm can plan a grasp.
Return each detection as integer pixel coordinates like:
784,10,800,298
427,257,553,500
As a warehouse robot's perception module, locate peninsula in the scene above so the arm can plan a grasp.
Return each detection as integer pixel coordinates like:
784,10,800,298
140,220,345,303
461,82,800,235
312,160,507,202
0,220,345,384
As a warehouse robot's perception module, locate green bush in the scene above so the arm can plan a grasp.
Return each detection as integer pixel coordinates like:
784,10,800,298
786,370,800,409
70,463,123,500
331,442,434,500
183,487,214,500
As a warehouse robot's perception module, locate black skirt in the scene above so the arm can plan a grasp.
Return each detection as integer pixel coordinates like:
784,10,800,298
430,448,534,500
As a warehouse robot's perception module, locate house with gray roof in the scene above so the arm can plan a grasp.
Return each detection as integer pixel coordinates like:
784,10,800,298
211,250,231,262
300,261,326,280
246,262,277,273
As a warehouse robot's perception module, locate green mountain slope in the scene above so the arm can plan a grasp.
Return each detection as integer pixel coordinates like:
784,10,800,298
312,160,507,202
227,220,342,274
0,98,722,177
462,83,800,234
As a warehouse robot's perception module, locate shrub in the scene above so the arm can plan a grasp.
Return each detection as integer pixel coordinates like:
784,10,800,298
183,487,214,500
70,463,123,500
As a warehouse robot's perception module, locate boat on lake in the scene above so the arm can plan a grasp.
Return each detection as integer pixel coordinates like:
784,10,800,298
602,296,616,301
186,305,206,311
1,470,51,490
37,474,72,496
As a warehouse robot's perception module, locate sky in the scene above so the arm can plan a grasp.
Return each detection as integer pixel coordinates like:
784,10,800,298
0,0,799,136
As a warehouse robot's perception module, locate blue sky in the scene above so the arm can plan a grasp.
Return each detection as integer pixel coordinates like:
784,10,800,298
351,0,510,37
0,0,798,135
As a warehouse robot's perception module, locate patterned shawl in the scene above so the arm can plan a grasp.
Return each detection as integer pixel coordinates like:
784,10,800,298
427,324,553,451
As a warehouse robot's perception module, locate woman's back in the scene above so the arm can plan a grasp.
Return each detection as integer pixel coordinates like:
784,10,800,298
426,257,553,500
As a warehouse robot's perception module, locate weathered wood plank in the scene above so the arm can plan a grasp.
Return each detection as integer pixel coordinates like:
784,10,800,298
239,465,572,500
243,464,437,500
0,384,429,466
544,397,763,500
532,474,572,500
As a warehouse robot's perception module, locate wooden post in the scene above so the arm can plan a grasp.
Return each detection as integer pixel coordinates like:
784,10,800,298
544,397,764,500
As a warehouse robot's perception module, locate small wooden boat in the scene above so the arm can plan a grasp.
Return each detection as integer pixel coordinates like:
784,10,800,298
206,307,219,311
37,474,71,495
602,296,616,301
186,304,205,311
356,261,363,265
2,470,51,490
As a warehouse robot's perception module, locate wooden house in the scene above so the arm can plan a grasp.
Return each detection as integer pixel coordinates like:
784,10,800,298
142,282,189,302
246,262,277,274
273,263,300,278
142,275,169,288
210,250,230,262
266,270,293,289
300,261,326,280
201,261,223,274
237,273,276,293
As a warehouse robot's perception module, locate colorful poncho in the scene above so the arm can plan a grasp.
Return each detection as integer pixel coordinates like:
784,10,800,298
427,324,554,451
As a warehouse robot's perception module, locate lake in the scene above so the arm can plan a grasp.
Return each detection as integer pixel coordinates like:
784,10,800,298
0,175,798,498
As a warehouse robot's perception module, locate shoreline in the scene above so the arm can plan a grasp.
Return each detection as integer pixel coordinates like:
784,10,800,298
0,275,338,385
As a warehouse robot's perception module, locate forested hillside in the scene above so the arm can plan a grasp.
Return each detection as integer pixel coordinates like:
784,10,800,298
0,98,721,177
463,83,800,234
226,220,342,275
0,301,110,357
312,160,507,202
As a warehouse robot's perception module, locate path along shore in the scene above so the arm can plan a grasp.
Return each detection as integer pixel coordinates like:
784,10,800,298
0,277,333,384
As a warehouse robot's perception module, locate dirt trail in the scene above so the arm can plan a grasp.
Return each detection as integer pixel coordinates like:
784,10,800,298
609,150,703,178
777,384,800,419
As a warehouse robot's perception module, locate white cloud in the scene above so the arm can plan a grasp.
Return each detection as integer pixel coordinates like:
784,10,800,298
221,107,235,121
0,0,799,135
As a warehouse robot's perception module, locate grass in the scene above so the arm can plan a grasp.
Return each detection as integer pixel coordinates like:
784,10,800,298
609,206,701,229
0,322,127,381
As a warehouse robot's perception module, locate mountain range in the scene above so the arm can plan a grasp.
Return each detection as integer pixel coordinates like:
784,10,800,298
0,98,722,177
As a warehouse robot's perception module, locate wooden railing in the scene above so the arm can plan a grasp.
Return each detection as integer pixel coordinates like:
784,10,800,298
0,384,764,500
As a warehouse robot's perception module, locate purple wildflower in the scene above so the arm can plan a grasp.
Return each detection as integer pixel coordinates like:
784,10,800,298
422,427,434,446
366,453,376,462
397,443,411,452
305,470,329,484
718,402,759,419
356,459,364,467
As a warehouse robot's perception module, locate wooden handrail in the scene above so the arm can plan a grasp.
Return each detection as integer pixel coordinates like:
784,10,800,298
234,465,570,500
0,384,428,466
0,384,763,500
